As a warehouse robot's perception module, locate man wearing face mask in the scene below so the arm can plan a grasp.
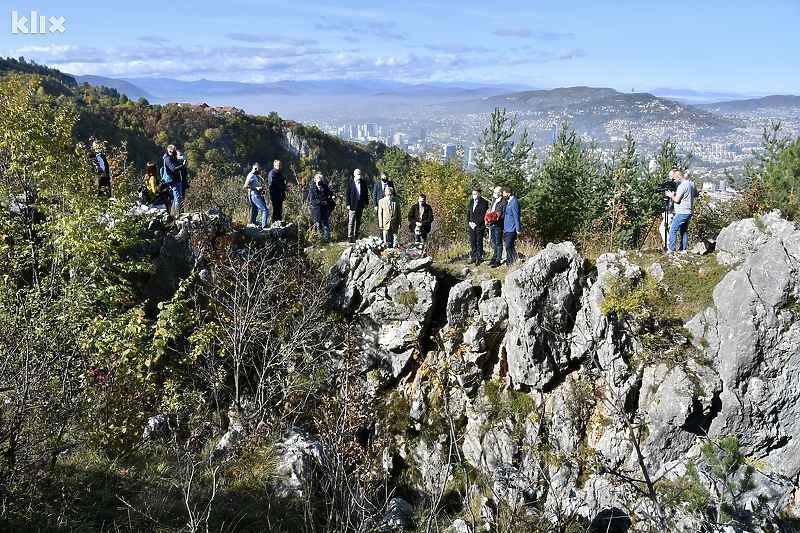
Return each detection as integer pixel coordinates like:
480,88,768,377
466,187,489,265
373,172,395,237
407,193,434,245
373,172,395,211
377,186,402,248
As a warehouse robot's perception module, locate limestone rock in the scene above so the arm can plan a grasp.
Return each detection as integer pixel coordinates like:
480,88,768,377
273,427,326,498
638,361,721,471
446,280,479,328
361,498,415,533
504,242,585,390
329,247,438,378
686,212,800,513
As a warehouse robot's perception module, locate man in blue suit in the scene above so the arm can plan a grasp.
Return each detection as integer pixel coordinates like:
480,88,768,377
502,187,520,266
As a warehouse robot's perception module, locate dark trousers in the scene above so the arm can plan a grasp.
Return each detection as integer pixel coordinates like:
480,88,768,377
271,199,284,222
505,231,517,265
469,227,485,264
348,208,364,241
315,210,331,241
490,225,503,263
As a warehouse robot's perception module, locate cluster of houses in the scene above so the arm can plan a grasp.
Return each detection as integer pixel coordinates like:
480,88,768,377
166,102,245,115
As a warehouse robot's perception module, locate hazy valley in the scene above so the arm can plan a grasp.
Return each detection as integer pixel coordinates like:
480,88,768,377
78,74,800,182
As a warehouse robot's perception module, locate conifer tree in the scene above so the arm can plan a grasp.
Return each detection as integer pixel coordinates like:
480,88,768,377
474,107,535,198
531,123,602,246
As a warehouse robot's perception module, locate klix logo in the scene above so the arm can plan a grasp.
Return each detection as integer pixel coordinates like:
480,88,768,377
11,10,66,34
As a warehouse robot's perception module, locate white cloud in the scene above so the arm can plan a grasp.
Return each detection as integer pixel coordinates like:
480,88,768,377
494,29,531,38
226,34,317,46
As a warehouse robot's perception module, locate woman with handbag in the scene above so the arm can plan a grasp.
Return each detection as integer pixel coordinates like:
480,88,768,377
309,173,335,242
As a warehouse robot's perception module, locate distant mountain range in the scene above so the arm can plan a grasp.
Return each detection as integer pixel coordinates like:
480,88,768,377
73,74,798,116
74,75,529,102
696,94,800,113
72,75,799,154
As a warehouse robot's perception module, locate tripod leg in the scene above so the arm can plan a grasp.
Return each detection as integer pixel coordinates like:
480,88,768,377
638,214,661,252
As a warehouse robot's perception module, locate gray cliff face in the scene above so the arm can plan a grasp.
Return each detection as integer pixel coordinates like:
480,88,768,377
325,211,800,530
328,248,437,378
504,242,585,390
687,211,800,513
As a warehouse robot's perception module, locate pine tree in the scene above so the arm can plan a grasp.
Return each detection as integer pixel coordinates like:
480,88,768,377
531,123,602,246
474,107,535,197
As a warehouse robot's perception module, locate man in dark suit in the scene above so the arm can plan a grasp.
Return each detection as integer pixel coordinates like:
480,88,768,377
407,193,434,245
268,159,287,222
373,172,395,211
345,168,369,243
487,185,507,267
466,187,489,265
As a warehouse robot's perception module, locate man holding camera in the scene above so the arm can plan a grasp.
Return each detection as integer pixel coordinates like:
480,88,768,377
664,170,698,252
163,144,187,216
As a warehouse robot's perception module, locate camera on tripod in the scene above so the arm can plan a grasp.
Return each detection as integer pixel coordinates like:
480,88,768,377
654,179,678,193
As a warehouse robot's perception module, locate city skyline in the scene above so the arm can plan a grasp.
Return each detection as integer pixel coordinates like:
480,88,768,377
2,0,799,96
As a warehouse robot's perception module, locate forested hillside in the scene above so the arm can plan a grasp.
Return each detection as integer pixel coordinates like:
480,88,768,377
1,57,379,185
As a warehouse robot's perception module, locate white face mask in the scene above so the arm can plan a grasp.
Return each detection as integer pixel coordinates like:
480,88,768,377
472,194,479,200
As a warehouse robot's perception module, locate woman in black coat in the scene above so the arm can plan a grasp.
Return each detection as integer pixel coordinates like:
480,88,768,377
407,193,434,244
308,173,335,242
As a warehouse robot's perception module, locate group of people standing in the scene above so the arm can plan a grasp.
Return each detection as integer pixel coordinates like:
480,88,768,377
467,186,520,267
141,149,521,266
141,149,522,265
251,164,521,265
136,144,189,217
343,169,433,246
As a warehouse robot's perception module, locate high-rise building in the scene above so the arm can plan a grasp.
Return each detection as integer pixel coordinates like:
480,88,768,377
441,143,457,159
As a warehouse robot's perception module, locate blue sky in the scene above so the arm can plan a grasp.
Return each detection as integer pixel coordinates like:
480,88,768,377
2,0,798,95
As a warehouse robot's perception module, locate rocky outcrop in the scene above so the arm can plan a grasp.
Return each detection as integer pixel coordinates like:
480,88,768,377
281,127,311,159
687,210,800,514
317,212,800,531
273,427,327,498
123,206,799,530
328,246,437,379
504,241,584,390
133,206,298,316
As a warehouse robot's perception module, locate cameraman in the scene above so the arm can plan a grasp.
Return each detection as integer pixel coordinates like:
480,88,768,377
664,170,698,252
163,144,187,216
